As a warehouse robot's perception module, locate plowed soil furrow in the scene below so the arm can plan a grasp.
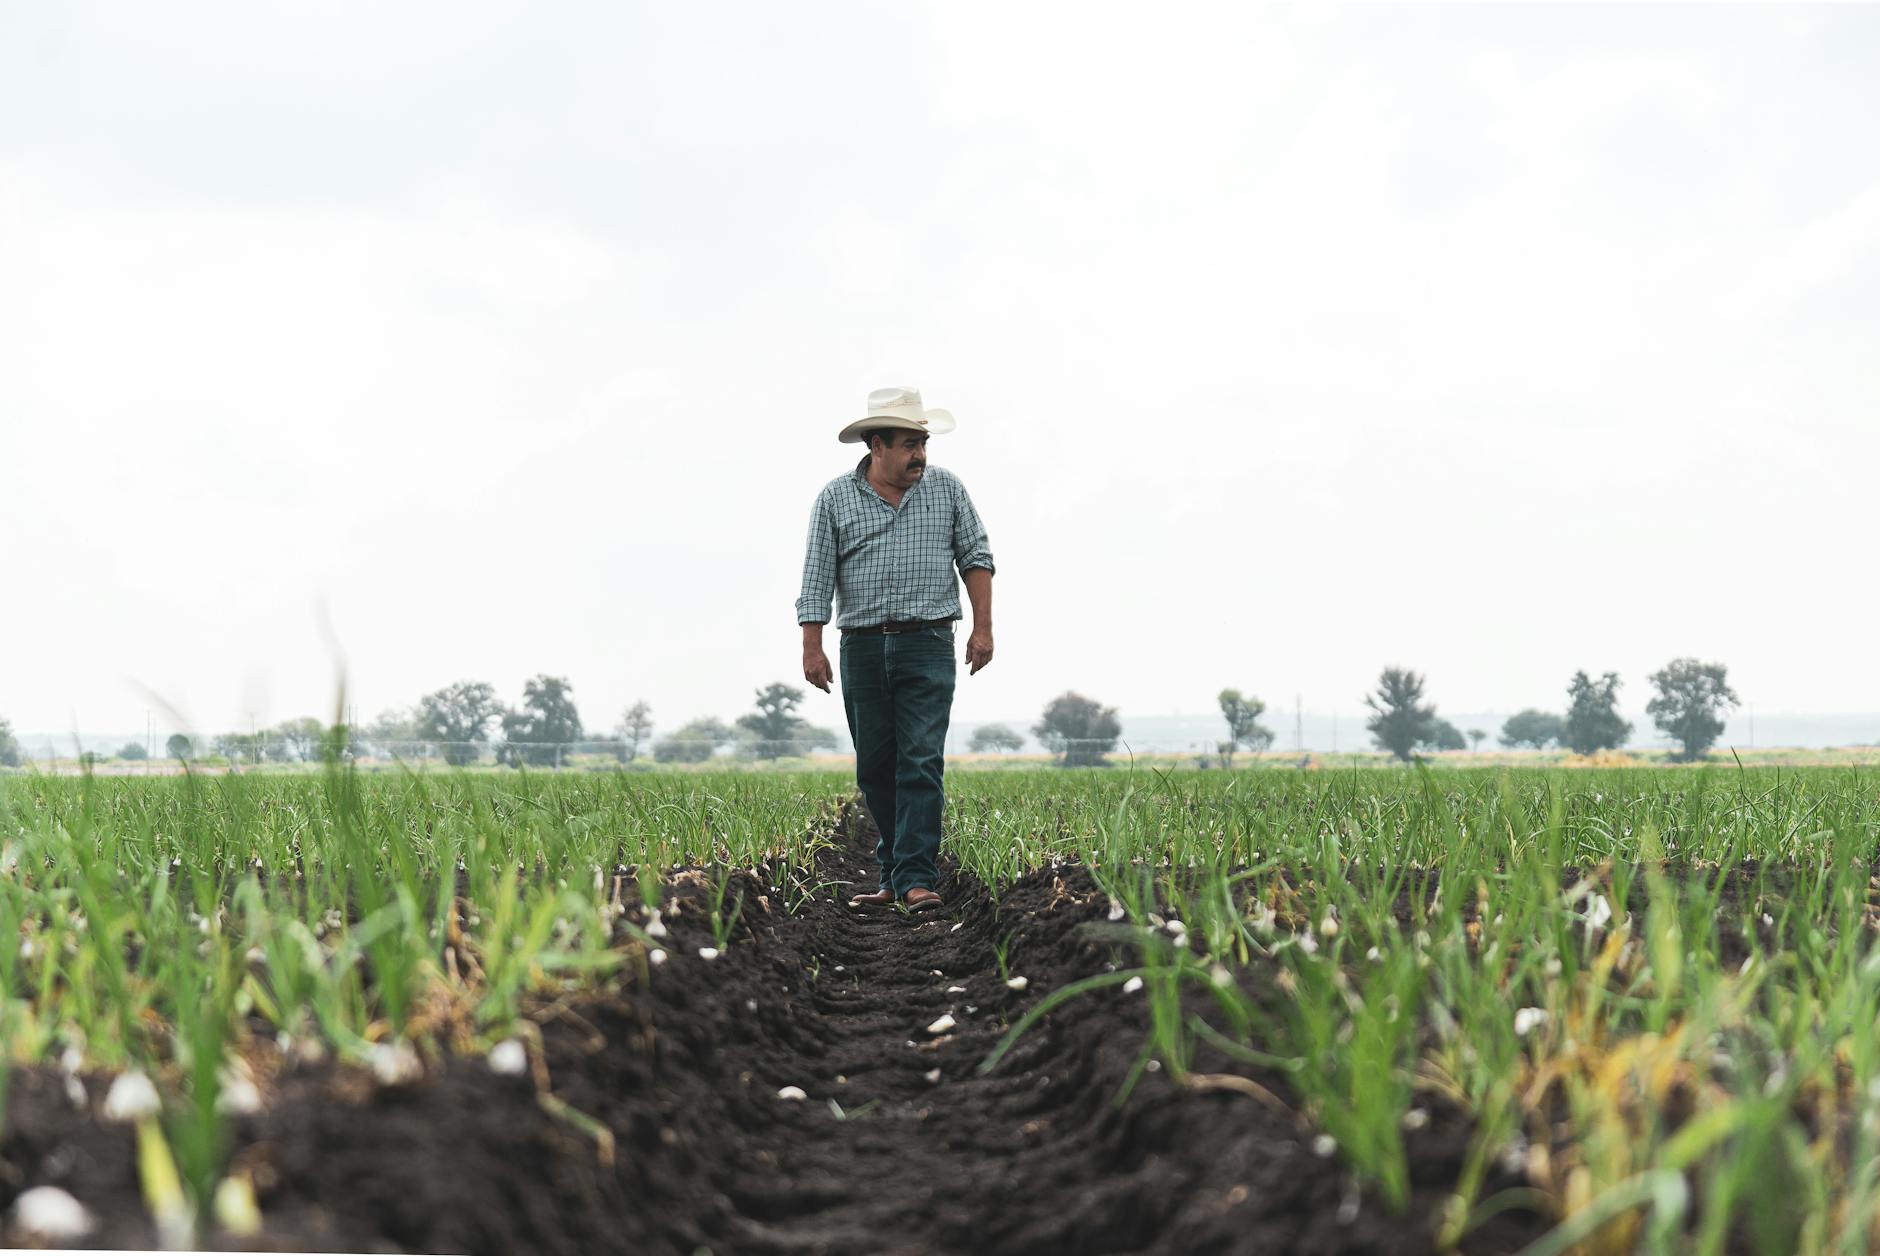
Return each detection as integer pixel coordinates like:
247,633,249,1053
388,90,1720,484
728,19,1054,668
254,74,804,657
575,810,1544,1256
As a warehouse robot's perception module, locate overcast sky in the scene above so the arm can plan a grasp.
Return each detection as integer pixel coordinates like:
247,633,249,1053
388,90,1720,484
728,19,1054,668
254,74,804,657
2,2,1876,745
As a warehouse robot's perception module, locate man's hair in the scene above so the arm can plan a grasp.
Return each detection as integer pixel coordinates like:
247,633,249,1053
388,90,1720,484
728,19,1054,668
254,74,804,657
863,428,907,453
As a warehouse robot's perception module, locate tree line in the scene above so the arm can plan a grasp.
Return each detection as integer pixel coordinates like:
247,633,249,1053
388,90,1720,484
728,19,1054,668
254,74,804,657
0,656,1752,771
984,657,1740,771
359,677,842,766
44,677,844,769
1366,657,1740,763
984,688,1275,769
964,692,1122,767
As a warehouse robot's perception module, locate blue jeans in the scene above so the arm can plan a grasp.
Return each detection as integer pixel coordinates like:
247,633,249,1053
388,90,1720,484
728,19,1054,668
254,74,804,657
839,625,957,896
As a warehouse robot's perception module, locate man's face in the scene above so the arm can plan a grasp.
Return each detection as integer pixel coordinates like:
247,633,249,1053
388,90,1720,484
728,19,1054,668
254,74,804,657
871,431,929,487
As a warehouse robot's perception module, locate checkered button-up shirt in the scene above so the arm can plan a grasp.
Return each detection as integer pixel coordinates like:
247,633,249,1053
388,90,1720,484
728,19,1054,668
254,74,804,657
796,456,995,628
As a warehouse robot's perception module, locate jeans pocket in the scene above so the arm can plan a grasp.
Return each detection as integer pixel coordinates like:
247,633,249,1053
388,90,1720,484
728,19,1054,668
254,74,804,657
926,628,959,676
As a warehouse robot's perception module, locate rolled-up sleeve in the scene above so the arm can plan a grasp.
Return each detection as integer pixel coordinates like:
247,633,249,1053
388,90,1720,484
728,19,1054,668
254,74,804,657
795,491,838,623
952,481,995,576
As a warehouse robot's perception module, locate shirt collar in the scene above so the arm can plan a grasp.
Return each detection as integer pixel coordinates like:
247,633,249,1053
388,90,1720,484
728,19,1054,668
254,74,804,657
854,453,927,506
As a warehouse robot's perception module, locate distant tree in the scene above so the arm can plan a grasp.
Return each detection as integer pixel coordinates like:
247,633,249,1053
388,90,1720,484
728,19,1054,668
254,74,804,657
1647,658,1738,762
614,700,654,763
0,719,22,768
1033,692,1121,767
733,683,837,760
335,720,371,760
1217,689,1275,766
417,680,504,766
499,675,585,767
1364,667,1439,762
654,717,734,764
364,707,422,758
1499,709,1565,750
266,717,324,763
1466,728,1488,752
213,731,263,763
737,722,838,758
165,733,193,762
118,741,149,761
740,683,802,744
496,711,531,766
1564,671,1632,755
969,724,1026,754
1423,719,1468,752
524,675,584,745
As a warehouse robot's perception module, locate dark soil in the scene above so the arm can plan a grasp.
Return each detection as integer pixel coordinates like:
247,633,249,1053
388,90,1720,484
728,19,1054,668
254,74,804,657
1,809,1549,1254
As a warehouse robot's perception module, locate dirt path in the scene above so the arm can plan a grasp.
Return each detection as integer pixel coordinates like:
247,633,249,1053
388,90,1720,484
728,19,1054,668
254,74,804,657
718,840,1118,1253
0,809,1545,1254
571,811,1536,1256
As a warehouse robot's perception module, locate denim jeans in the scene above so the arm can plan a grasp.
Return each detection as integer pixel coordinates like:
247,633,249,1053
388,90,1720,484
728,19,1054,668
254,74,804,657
839,624,957,896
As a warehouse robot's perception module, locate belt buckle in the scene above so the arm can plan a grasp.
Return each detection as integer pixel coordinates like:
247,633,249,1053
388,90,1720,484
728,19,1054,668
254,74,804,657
881,622,906,635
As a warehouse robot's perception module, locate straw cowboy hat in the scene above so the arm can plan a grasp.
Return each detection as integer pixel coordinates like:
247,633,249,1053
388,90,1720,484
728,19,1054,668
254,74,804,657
837,386,957,444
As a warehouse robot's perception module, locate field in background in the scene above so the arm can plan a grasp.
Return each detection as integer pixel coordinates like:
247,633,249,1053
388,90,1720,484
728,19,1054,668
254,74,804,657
4,764,1880,1249
20,742,1880,776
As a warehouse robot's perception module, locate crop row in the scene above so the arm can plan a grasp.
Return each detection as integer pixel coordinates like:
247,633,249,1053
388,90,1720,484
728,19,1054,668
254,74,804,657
5,765,1880,1250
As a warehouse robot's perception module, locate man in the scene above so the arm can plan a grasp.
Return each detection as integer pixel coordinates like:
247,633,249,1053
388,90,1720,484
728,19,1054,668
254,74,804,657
797,386,995,913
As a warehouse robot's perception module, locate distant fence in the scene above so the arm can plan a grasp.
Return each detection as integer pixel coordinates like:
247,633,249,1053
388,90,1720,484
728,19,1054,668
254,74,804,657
32,738,843,768
23,736,1238,773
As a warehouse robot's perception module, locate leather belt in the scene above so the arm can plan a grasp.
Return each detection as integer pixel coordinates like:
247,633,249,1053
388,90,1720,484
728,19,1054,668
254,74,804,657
841,618,955,637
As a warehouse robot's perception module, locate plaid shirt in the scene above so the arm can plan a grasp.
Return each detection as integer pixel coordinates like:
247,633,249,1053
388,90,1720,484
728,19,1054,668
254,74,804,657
796,456,995,628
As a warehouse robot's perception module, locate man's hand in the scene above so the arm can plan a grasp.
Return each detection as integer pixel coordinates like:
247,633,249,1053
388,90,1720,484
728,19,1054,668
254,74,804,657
961,568,994,676
804,645,833,692
965,625,993,675
802,622,833,692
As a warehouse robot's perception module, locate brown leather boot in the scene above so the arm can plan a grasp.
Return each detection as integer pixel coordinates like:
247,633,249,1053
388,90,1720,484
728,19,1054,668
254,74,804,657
901,887,944,913
848,888,896,907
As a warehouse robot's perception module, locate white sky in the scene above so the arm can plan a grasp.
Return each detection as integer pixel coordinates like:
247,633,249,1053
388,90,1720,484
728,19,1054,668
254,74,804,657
2,2,1877,744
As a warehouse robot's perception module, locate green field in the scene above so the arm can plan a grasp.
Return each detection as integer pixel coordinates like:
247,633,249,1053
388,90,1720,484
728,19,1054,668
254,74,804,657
5,765,1880,1250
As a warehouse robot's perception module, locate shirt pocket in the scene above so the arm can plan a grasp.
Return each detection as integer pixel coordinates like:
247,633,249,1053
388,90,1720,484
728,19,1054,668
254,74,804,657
834,508,884,562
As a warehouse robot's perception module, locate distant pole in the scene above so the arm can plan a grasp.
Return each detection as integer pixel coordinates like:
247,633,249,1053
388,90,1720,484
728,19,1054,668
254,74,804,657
1332,714,1338,754
1748,704,1754,748
1294,694,1303,753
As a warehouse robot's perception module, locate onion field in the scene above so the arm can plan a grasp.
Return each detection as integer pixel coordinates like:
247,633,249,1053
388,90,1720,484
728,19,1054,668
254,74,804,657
2,764,1877,1253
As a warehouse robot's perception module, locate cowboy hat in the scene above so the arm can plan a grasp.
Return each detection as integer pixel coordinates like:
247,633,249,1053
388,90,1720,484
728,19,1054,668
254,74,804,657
837,386,957,444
